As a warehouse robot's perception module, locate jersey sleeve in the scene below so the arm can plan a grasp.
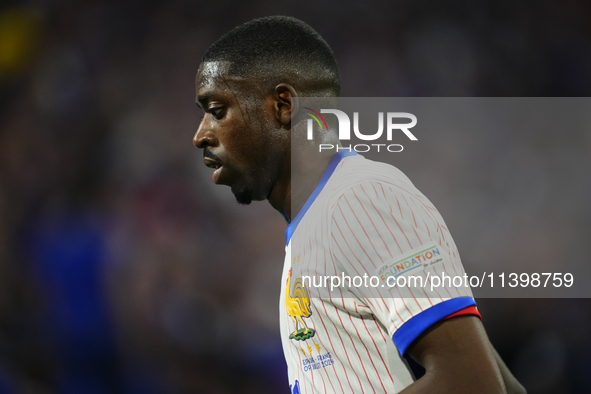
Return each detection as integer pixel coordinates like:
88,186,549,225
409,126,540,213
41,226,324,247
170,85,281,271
329,180,479,356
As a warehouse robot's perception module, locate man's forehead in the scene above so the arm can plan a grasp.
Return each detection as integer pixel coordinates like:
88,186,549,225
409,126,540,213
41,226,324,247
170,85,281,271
195,61,233,104
196,61,231,84
195,61,262,103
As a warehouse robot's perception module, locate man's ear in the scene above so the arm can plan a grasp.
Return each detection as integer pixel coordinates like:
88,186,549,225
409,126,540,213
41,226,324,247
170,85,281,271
273,83,298,127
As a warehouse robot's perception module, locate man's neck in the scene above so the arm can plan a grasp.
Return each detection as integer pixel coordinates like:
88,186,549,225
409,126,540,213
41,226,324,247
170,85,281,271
270,120,342,223
271,149,337,224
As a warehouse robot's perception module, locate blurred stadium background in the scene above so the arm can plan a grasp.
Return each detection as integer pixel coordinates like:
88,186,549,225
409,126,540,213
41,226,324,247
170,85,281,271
0,0,590,393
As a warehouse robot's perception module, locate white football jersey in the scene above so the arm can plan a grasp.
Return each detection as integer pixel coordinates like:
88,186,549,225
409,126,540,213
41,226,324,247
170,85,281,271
280,150,478,393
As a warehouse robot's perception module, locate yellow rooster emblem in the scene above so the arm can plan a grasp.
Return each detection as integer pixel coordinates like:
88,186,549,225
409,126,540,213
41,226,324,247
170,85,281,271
286,266,315,341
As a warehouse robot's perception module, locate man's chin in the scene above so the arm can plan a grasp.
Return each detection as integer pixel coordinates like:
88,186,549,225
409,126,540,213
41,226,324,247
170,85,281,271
233,189,254,205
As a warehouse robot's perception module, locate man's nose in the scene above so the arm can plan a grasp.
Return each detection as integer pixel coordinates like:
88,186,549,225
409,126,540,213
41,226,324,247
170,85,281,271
193,120,217,149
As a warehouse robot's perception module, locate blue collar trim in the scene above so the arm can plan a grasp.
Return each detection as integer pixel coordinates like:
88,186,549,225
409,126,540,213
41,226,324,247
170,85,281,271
285,150,357,246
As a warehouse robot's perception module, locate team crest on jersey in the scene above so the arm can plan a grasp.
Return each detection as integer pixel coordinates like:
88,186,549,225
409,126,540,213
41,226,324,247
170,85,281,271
286,255,315,341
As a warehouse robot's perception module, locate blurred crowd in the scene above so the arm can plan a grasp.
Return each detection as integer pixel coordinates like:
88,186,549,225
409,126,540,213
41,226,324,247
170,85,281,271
0,0,590,393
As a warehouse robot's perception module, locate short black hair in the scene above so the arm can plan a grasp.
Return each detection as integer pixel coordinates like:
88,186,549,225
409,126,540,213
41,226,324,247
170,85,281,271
202,16,341,96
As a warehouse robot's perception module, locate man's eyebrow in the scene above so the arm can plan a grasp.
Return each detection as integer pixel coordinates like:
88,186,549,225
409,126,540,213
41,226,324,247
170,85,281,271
196,91,215,107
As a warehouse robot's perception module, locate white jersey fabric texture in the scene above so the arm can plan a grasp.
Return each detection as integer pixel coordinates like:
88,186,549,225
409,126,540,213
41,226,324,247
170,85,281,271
280,150,477,394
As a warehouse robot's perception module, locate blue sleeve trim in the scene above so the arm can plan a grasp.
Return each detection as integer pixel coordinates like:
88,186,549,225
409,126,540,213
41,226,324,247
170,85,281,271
392,297,476,356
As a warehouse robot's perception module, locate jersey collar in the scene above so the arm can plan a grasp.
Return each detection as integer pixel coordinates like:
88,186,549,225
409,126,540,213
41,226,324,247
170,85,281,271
285,150,357,246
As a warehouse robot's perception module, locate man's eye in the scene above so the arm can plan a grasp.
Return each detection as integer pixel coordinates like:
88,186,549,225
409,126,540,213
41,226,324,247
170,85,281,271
210,107,224,119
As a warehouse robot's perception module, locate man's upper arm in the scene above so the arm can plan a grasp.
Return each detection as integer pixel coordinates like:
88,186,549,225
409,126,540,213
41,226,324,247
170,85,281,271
401,315,525,394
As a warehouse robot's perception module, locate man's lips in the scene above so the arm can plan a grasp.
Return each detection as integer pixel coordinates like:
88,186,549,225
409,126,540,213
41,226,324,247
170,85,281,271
203,157,222,169
203,157,223,183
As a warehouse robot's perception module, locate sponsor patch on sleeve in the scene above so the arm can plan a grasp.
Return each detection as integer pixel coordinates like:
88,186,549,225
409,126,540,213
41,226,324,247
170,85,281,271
376,243,445,284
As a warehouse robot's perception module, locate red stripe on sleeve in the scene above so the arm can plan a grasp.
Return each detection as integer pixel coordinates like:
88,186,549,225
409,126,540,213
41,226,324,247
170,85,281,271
442,306,481,321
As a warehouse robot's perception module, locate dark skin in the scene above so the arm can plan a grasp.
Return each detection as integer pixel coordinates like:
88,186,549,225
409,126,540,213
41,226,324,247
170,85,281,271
193,61,291,209
193,61,334,220
401,316,526,393
193,62,526,394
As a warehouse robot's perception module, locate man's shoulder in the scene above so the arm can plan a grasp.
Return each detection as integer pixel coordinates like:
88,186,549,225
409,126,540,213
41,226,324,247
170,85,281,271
328,153,416,196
